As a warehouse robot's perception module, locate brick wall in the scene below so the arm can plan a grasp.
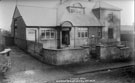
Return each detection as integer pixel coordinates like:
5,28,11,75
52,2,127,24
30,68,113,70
15,38,27,50
13,17,27,50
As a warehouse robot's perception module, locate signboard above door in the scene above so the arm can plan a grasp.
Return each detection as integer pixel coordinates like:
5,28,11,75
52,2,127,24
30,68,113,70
62,27,71,31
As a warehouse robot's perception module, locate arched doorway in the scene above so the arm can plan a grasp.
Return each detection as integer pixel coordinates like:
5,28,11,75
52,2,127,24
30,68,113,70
61,21,72,47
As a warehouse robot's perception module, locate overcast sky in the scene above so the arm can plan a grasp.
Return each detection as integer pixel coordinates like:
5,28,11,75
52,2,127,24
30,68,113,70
0,0,134,30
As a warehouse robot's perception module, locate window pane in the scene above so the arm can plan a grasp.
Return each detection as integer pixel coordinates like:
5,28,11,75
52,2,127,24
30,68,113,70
41,32,45,37
70,7,84,14
85,31,88,37
108,13,113,22
41,30,45,39
51,31,55,38
46,30,50,38
82,32,84,37
70,8,75,13
98,31,101,37
78,32,81,37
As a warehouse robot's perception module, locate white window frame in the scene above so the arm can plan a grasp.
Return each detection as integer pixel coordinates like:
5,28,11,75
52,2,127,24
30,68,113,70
77,28,88,38
40,28,56,40
68,3,85,14
70,7,84,14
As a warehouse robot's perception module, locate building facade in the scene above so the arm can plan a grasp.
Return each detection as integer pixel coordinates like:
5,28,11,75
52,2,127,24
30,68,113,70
11,0,121,65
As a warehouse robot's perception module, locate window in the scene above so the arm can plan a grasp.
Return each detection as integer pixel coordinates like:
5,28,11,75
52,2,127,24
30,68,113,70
78,28,88,38
85,31,88,37
78,32,81,37
98,31,101,37
108,28,113,39
70,7,84,14
41,30,45,39
14,19,18,29
51,30,55,38
40,29,55,40
82,32,84,37
97,28,102,38
108,13,113,22
67,3,85,14
46,30,50,39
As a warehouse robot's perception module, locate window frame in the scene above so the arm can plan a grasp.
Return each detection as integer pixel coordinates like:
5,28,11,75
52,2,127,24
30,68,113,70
77,28,88,38
108,13,114,23
67,3,85,14
40,29,56,40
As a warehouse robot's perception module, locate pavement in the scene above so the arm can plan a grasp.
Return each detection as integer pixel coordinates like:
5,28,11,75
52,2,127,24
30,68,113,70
1,46,134,83
57,60,134,75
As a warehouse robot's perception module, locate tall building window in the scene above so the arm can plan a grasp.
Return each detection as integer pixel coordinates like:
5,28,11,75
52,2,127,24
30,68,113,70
41,29,55,40
108,28,113,39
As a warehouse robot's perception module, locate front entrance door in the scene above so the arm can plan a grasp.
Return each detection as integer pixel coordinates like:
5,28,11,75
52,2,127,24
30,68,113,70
62,31,70,46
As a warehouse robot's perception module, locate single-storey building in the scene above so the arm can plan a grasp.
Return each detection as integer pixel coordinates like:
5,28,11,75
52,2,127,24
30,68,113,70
11,0,121,65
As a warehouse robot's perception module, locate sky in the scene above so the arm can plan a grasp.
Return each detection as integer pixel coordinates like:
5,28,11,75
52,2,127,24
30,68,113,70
0,0,134,30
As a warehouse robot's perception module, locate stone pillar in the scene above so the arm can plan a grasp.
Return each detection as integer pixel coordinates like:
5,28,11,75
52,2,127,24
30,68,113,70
57,26,62,49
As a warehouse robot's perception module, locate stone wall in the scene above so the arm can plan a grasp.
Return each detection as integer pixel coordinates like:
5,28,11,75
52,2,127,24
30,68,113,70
41,49,57,65
27,41,43,56
15,38,27,50
40,47,89,65
56,47,89,65
97,45,131,61
27,40,90,65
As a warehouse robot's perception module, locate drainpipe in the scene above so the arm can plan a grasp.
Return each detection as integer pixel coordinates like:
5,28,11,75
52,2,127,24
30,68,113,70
38,27,40,43
56,3,62,49
34,30,37,53
74,27,75,48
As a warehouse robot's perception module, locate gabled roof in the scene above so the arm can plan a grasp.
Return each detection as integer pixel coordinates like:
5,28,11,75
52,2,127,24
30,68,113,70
93,1,121,11
15,5,57,26
59,13,102,26
13,0,120,27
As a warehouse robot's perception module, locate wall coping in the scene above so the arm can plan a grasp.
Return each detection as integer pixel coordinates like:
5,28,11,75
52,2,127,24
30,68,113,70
43,46,89,51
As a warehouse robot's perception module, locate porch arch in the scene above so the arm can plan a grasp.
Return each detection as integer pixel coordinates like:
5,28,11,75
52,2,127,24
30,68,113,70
60,21,73,27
